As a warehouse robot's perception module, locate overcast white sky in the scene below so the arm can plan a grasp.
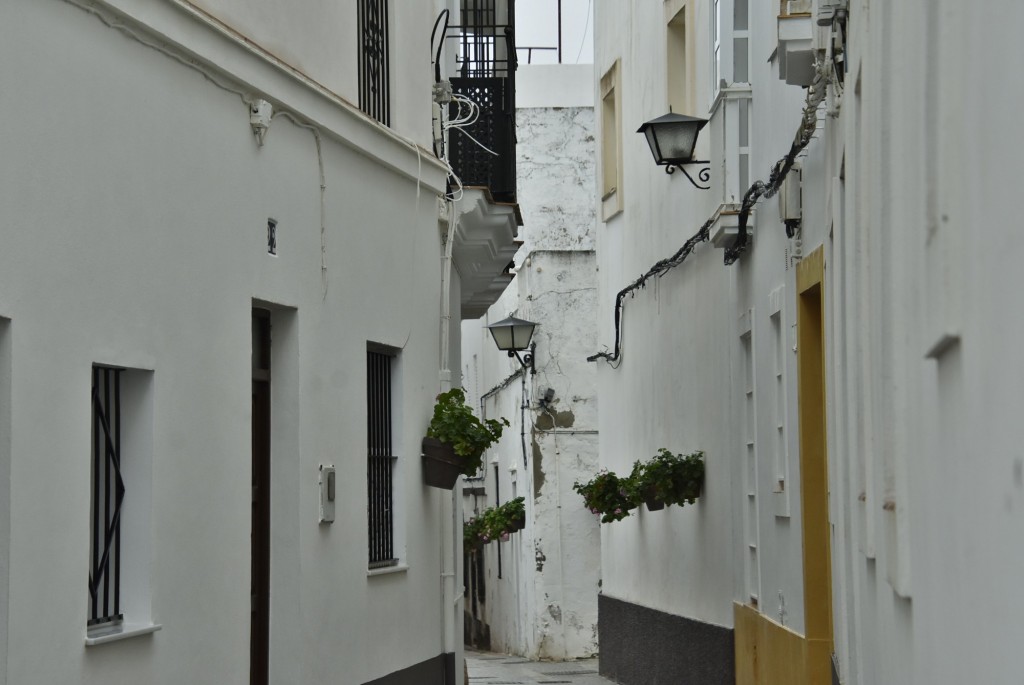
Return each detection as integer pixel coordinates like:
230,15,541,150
515,0,593,64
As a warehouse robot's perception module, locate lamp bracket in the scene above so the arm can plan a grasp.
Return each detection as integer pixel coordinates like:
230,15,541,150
507,342,536,375
666,161,711,190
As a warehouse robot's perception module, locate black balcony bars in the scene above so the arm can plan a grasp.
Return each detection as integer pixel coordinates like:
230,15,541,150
367,350,397,569
358,0,390,126
89,366,125,627
447,0,518,204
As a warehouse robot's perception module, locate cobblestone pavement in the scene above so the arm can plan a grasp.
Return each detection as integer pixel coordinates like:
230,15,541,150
466,649,620,685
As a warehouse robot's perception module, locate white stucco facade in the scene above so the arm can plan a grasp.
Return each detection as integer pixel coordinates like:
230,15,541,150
0,1,521,683
460,61,600,661
592,1,1024,684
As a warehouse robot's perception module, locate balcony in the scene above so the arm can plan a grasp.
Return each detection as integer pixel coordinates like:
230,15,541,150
449,0,517,205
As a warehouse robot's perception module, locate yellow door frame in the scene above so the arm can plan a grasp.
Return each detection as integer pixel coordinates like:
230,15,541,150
796,246,834,683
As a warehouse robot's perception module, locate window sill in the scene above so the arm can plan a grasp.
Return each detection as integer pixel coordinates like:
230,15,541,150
85,622,162,646
367,563,409,578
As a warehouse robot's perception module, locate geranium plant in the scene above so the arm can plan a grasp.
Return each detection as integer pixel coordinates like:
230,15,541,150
572,470,637,523
464,516,487,549
426,388,509,476
464,496,527,547
626,449,705,507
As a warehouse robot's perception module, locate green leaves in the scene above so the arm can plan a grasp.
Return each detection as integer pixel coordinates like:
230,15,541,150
427,388,510,476
574,450,705,522
465,496,526,547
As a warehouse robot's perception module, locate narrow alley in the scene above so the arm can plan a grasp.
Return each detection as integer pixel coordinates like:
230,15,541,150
466,650,616,685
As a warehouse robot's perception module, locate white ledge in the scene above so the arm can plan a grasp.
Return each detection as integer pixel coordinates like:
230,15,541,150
75,0,448,194
85,622,162,646
367,563,409,578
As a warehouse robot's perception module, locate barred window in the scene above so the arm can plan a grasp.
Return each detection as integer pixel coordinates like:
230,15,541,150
358,0,390,126
367,348,397,568
86,365,156,641
89,366,126,627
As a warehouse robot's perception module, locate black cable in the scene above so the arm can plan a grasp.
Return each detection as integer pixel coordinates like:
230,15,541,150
430,9,450,83
589,80,828,364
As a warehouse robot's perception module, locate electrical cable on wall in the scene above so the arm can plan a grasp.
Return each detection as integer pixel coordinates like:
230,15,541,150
588,70,832,365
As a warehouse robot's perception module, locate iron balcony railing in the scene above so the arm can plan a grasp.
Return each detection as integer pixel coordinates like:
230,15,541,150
448,0,517,204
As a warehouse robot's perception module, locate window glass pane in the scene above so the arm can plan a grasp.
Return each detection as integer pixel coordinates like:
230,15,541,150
735,0,749,31
740,99,750,147
734,37,749,83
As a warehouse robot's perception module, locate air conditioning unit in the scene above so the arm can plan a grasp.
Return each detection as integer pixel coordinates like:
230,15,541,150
817,0,849,26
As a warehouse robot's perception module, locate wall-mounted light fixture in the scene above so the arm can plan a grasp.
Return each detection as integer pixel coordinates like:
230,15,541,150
637,113,711,190
486,316,538,375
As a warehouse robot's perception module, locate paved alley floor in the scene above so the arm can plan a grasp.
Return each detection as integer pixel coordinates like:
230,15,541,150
466,649,620,685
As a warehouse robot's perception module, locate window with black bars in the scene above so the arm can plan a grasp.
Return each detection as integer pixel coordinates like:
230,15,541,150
89,366,125,627
367,349,397,568
358,0,390,126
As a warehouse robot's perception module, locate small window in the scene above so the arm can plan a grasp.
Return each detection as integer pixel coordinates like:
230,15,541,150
600,61,623,219
88,365,154,638
367,348,398,568
358,0,390,126
667,4,692,116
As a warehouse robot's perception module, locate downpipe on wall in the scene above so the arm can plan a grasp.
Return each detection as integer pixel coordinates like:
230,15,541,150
438,200,463,685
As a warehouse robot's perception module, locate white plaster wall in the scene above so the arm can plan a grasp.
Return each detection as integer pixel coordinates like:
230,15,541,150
824,2,1024,684
464,251,600,661
0,318,9,685
592,0,737,630
0,2,454,683
184,0,439,148
517,65,595,108
516,107,597,255
460,63,599,659
597,1,1024,684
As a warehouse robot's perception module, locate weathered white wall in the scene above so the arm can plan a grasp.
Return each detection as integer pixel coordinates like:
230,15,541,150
460,60,599,660
463,250,600,661
0,1,460,683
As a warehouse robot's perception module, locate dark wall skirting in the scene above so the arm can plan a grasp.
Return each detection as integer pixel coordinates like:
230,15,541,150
363,652,455,685
599,593,734,685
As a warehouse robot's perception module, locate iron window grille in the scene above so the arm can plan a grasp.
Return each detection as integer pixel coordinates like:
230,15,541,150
358,0,391,126
447,0,518,204
367,349,397,568
89,366,125,627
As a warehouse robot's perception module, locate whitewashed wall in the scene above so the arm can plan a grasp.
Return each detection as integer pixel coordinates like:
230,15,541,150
459,62,599,660
0,1,459,683
593,0,738,630
825,1,1024,684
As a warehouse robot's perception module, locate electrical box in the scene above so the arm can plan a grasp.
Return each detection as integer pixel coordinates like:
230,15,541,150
319,465,336,524
779,164,802,222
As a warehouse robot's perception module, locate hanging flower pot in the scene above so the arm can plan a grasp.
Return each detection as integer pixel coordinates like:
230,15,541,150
421,437,464,490
643,486,666,512
422,389,509,490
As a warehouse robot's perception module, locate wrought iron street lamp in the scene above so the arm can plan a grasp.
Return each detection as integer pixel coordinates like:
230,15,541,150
637,112,711,190
487,316,537,374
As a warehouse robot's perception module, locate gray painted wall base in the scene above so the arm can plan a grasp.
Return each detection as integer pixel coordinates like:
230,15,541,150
363,653,452,685
599,594,734,685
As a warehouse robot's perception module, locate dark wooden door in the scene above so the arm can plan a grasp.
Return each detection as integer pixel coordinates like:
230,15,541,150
251,311,271,685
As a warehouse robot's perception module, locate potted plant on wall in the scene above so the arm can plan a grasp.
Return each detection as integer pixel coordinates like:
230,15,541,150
626,449,705,511
572,470,637,523
422,388,509,489
464,497,526,549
